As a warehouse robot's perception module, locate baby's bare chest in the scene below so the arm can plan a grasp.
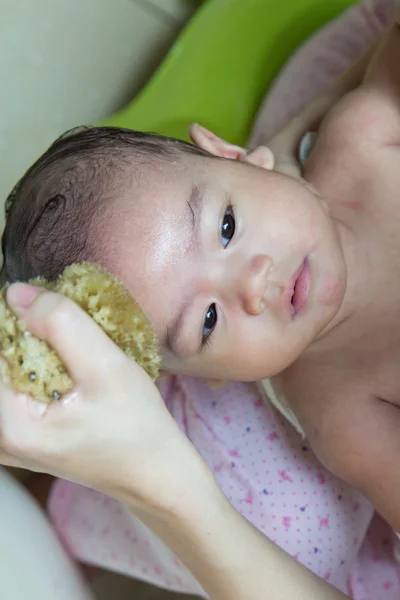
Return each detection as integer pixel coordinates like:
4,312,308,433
282,331,400,445
333,158,400,402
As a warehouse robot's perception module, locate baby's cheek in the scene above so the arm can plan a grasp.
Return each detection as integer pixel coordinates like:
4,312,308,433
318,272,346,308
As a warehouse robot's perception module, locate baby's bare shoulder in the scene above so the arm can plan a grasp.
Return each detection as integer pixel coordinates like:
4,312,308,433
304,90,390,189
320,87,400,149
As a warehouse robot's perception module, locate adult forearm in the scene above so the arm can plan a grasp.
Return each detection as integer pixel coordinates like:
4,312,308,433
137,473,349,600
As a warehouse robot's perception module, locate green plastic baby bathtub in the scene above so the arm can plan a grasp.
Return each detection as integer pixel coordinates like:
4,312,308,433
102,0,357,145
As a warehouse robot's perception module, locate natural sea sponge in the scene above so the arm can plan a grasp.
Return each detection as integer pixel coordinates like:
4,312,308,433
0,263,160,403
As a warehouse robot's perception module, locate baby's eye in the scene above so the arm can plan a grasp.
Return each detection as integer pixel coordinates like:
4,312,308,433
202,303,217,342
221,206,235,248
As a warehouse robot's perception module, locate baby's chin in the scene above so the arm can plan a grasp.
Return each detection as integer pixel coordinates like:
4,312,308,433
298,177,326,205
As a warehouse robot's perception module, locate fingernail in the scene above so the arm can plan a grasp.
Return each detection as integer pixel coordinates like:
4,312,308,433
7,283,43,311
30,399,48,417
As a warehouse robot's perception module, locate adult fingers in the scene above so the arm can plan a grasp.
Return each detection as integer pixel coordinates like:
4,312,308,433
6,283,127,385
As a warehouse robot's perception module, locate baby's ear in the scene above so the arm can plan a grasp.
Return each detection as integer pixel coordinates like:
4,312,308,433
189,123,274,170
241,146,275,170
189,123,246,159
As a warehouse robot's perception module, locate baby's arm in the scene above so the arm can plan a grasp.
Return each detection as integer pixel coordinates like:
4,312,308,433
267,42,378,176
358,7,400,142
306,390,400,533
344,398,400,533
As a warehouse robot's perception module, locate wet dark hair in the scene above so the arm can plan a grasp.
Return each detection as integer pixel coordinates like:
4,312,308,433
1,126,210,285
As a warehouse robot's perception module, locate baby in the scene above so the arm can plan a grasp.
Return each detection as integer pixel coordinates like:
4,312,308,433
2,6,400,539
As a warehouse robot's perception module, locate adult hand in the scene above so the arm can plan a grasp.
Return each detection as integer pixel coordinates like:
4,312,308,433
0,283,207,515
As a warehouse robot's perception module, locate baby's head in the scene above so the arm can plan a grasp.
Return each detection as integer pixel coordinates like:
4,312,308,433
1,126,346,381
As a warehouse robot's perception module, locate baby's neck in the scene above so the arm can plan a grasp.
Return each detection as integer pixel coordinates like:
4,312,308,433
303,177,375,360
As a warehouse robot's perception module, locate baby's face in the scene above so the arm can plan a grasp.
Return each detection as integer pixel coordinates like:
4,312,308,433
108,156,346,380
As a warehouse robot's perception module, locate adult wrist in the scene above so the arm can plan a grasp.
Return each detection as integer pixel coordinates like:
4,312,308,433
124,438,219,522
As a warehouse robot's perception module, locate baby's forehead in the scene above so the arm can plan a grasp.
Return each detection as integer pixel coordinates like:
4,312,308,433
110,174,194,259
123,161,198,216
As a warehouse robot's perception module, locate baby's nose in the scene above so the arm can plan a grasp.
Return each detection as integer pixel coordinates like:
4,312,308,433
239,254,273,315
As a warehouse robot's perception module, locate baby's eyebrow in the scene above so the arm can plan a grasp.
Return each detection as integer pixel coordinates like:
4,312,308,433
165,307,187,355
186,183,205,240
165,184,206,355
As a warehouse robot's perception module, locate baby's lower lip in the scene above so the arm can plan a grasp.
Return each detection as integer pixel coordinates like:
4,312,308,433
286,259,311,317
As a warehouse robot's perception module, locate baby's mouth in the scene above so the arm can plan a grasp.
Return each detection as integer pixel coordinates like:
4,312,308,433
286,259,311,317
